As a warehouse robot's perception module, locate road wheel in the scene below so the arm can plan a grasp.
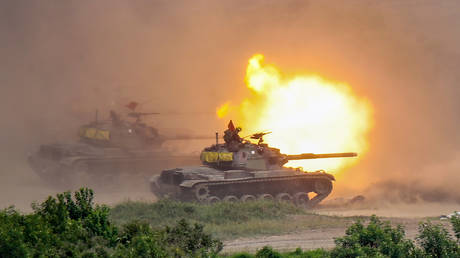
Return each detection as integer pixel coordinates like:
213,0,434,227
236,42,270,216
258,194,274,201
240,194,256,202
223,195,239,202
276,193,293,203
206,196,221,204
293,192,309,206
194,185,210,202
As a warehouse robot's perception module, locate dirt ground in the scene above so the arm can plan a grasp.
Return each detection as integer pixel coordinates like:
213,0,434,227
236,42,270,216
223,227,347,253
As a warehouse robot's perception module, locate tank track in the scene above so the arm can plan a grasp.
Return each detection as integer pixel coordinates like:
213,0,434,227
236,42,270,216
168,174,333,208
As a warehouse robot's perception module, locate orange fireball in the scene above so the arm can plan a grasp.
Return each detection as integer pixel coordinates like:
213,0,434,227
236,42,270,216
217,54,373,174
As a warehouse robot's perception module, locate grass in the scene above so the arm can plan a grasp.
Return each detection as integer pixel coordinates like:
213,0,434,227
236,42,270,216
110,199,355,239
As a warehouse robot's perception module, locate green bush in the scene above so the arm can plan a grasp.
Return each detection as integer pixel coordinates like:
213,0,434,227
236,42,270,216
4,188,460,257
113,218,222,257
255,246,282,258
331,215,416,257
329,215,460,258
285,248,330,258
162,219,223,257
228,247,329,258
416,221,459,258
450,214,460,242
0,188,222,257
0,188,118,257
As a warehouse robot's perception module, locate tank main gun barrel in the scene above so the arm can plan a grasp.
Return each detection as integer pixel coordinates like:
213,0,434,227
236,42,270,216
128,112,160,119
286,152,357,160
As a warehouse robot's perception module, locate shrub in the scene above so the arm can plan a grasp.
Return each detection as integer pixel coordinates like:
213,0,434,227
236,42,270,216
255,246,282,258
331,215,416,257
451,214,460,242
4,188,460,257
285,248,330,258
113,219,222,257
0,188,118,257
162,219,223,257
228,248,330,258
0,207,30,257
0,188,223,257
417,221,459,258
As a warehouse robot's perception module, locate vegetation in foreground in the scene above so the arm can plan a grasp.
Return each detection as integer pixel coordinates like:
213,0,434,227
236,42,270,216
0,188,222,257
110,199,353,239
1,188,459,257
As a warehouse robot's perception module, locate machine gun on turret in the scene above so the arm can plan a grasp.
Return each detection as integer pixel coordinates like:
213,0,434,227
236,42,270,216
249,131,272,144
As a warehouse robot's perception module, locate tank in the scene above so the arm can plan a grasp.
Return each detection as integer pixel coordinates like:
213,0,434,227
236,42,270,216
28,108,205,189
150,127,357,207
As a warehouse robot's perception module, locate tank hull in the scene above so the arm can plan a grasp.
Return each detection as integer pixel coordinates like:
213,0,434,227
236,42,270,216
29,144,198,189
150,167,334,208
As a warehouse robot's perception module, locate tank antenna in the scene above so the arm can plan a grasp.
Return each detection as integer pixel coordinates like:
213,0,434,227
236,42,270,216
215,132,218,145
95,109,98,124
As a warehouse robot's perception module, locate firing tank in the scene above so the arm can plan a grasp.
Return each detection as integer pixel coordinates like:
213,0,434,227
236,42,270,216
150,126,357,207
28,107,206,189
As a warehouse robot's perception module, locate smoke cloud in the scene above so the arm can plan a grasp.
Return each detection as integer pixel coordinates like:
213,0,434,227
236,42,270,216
1,0,459,209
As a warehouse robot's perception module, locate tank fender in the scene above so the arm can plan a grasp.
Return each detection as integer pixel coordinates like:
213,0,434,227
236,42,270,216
179,180,208,188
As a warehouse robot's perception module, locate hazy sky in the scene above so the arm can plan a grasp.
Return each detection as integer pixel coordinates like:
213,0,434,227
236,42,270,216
1,0,459,207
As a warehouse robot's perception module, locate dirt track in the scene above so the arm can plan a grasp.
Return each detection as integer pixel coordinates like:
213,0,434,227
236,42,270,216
223,227,346,253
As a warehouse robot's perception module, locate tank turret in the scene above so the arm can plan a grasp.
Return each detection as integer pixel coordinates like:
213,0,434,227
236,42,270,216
78,109,164,149
200,135,357,171
151,122,358,208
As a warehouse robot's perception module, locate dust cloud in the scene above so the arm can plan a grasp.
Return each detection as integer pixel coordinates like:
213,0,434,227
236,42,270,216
1,0,459,212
